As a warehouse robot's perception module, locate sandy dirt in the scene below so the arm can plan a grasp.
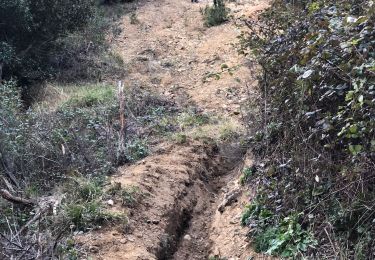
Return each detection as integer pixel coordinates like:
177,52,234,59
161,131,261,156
76,0,272,259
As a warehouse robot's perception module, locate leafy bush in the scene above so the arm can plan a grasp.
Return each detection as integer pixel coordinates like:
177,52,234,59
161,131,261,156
0,82,177,258
0,0,95,83
0,81,118,195
0,0,126,97
203,0,229,27
240,0,375,257
239,165,256,185
0,82,174,195
126,138,149,162
242,200,317,257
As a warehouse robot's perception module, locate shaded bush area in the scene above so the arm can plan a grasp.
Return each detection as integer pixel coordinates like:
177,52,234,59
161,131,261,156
0,0,127,100
0,0,95,82
0,81,180,194
0,81,179,258
0,81,117,193
240,0,375,258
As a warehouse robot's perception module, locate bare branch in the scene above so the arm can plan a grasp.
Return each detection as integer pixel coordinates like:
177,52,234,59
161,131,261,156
0,189,35,206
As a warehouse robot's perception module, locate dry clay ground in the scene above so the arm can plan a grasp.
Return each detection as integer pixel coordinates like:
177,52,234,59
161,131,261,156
77,0,271,259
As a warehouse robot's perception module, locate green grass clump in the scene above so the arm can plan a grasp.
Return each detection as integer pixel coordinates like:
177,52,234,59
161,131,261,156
75,178,103,201
62,177,125,231
173,133,188,144
107,183,141,207
177,112,210,129
203,0,229,27
219,123,239,141
64,201,123,230
64,84,115,108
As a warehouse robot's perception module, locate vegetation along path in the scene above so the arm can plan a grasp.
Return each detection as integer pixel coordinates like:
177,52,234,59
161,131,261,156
77,0,270,259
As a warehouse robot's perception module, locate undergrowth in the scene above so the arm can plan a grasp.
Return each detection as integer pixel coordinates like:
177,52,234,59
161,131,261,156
0,81,178,258
240,0,375,258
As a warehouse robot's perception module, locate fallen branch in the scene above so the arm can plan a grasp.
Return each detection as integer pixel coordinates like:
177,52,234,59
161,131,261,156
0,189,35,206
16,205,51,236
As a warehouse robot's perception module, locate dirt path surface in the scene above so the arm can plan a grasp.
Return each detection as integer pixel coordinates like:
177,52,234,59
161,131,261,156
117,0,268,114
77,0,271,259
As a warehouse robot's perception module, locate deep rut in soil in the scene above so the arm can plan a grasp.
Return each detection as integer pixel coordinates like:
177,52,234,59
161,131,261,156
161,143,245,260
76,0,271,258
77,142,251,260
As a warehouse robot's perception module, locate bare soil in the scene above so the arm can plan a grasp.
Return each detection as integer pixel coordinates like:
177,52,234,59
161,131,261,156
76,0,272,259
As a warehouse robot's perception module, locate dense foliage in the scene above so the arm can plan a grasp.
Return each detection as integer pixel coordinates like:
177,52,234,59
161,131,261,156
0,0,95,83
241,0,375,258
0,80,181,258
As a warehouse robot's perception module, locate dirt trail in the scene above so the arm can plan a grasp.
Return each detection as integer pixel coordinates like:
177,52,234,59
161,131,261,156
77,0,271,259
117,0,268,114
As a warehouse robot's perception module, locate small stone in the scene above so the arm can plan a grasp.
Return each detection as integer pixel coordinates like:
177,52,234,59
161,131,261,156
120,238,127,244
89,246,99,253
183,234,192,241
229,219,238,224
128,236,135,242
107,199,114,206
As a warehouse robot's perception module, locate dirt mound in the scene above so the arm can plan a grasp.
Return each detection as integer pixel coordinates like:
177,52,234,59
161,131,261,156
76,141,242,259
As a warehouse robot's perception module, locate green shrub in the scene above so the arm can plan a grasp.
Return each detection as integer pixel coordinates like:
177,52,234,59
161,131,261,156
0,81,118,193
239,166,256,185
0,0,95,84
173,133,188,144
203,0,229,27
240,0,375,257
218,123,239,141
177,112,210,129
74,178,103,201
0,82,184,258
242,200,317,257
126,138,149,162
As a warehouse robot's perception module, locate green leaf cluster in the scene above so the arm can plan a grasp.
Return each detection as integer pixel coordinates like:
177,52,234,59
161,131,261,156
240,0,375,257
